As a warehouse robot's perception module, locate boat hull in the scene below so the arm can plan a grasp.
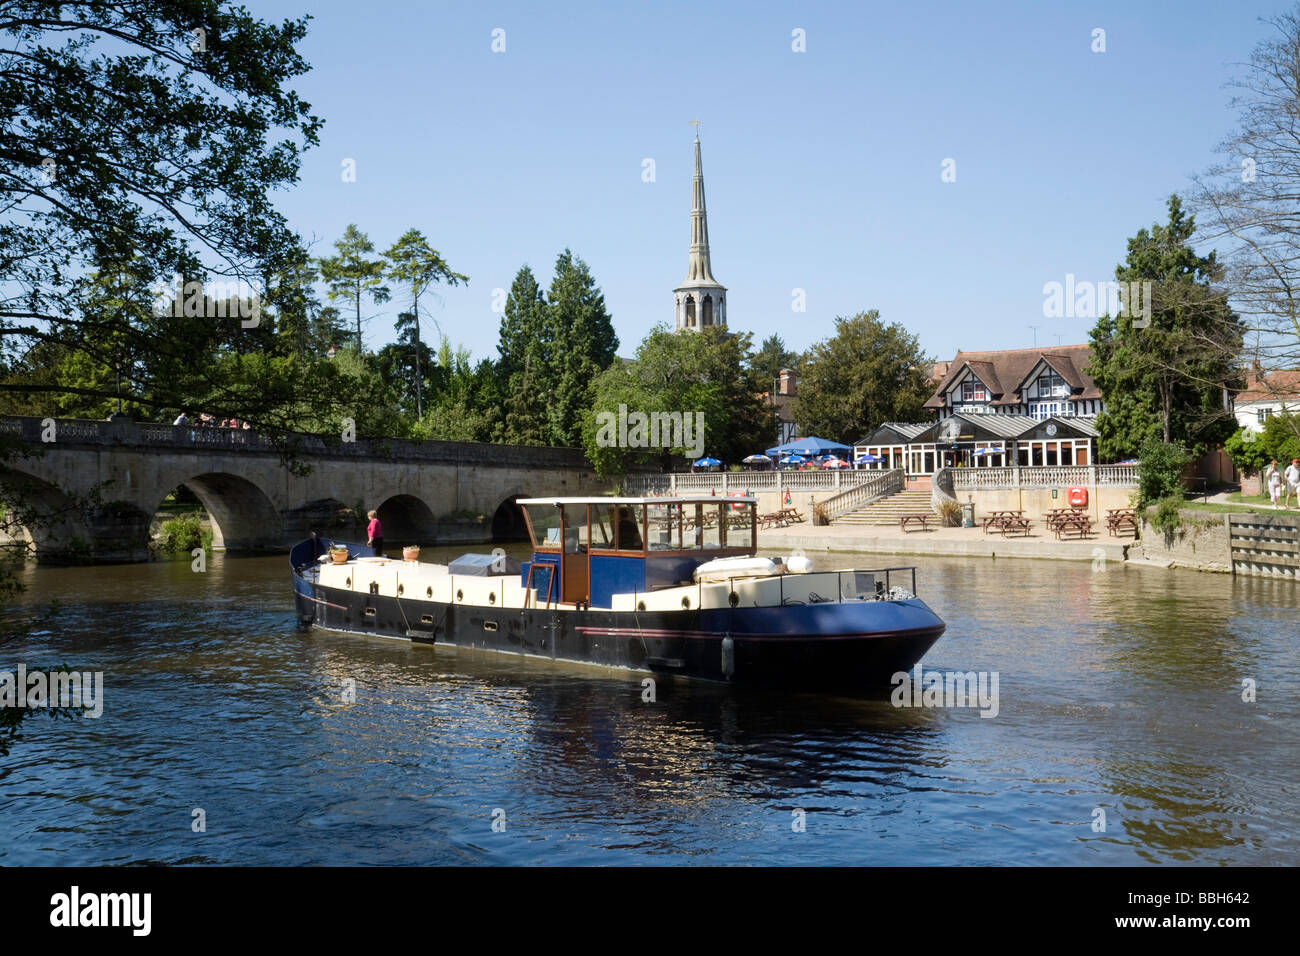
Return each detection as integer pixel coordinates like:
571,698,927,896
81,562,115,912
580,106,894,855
292,566,945,689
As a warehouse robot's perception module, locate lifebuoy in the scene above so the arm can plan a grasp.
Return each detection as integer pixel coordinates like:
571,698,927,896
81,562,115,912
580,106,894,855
1068,486,1088,507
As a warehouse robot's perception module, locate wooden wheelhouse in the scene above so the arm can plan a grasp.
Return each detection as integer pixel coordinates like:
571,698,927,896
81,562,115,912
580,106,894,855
516,496,758,608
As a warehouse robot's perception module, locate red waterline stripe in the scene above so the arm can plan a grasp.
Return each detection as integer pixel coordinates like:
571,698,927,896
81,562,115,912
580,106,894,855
574,626,941,642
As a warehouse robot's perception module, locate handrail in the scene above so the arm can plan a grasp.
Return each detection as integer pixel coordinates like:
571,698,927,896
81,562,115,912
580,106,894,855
0,414,590,468
812,469,906,524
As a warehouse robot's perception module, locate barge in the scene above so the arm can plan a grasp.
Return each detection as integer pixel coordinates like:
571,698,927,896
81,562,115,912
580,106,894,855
290,496,945,689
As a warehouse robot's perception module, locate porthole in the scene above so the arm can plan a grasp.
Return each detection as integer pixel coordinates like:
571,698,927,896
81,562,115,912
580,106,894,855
483,621,498,632
426,586,433,599
681,596,691,609
345,576,351,586
456,589,463,602
488,592,496,605
637,601,646,611
420,614,434,625
363,607,376,617
397,584,404,596
728,591,740,607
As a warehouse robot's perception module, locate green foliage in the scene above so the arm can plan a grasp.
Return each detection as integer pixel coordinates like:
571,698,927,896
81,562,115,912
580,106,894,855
498,265,552,444
791,310,933,441
318,225,391,353
583,325,775,478
1137,437,1190,507
751,334,800,385
545,250,619,446
382,229,467,419
1087,196,1244,461
1223,427,1270,477
1151,495,1184,535
157,515,211,555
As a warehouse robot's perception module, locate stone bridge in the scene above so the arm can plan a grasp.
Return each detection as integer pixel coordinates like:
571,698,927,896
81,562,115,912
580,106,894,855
0,416,609,562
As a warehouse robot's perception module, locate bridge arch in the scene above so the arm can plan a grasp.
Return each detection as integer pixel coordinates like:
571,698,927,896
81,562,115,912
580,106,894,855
373,492,438,546
155,472,283,552
0,466,95,561
490,493,529,542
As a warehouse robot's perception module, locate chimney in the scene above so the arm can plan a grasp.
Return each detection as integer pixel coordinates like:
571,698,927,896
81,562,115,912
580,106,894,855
779,368,796,396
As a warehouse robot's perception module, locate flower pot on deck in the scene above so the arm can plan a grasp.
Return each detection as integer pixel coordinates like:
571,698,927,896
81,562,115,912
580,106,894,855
403,546,421,562
330,549,349,565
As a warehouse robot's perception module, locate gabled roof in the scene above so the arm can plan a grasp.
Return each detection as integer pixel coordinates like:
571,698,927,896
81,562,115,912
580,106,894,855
925,345,1100,409
855,422,932,445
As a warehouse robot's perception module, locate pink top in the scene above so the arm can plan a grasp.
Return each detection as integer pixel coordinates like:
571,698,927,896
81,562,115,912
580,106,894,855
367,518,382,540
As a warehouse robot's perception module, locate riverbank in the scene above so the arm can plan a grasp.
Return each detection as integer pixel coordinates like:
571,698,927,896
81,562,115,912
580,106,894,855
761,522,1130,563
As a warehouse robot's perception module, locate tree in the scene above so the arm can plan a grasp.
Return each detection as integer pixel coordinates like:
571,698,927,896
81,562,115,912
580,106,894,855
0,0,321,421
497,265,550,444
1086,196,1244,460
375,313,438,419
751,333,799,388
583,324,775,477
318,225,390,353
1225,416,1300,480
0,0,320,748
383,229,468,419
545,250,618,446
791,311,933,442
1192,6,1300,398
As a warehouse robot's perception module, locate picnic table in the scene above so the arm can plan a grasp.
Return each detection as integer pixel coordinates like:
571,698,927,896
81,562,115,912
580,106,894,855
982,510,1026,534
1053,513,1095,539
1043,507,1088,532
998,515,1033,537
1106,509,1138,538
899,513,932,533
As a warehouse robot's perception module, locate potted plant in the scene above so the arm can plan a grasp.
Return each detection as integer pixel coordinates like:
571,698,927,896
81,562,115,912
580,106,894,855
329,544,350,565
402,545,420,562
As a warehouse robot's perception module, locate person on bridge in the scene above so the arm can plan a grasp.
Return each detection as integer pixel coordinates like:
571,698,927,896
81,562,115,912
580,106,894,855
173,411,188,426
366,510,384,557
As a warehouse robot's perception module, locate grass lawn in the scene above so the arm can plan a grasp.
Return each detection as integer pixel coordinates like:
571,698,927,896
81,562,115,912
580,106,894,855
1176,500,1299,515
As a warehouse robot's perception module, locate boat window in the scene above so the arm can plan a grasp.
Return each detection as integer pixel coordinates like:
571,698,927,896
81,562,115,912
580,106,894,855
700,503,725,549
646,501,682,550
614,504,644,552
589,503,616,550
522,504,561,550
561,505,588,553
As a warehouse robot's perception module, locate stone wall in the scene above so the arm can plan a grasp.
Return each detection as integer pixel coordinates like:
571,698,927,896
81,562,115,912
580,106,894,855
1130,510,1231,573
959,486,1136,524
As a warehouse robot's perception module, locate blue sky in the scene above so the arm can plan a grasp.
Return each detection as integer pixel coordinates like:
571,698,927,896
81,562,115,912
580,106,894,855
259,0,1291,363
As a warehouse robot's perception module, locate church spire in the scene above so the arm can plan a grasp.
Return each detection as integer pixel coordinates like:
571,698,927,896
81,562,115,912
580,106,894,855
673,132,727,331
685,135,717,284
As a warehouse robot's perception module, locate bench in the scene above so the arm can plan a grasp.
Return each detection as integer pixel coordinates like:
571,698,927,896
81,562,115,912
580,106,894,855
1106,512,1138,538
1053,514,1095,539
999,517,1032,537
900,514,932,533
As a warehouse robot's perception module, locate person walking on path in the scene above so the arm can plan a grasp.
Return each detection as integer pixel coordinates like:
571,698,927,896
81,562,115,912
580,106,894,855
1285,459,1300,509
366,510,384,557
1266,460,1282,506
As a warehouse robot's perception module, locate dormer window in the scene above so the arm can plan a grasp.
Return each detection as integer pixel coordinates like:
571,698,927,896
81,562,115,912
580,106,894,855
960,379,987,402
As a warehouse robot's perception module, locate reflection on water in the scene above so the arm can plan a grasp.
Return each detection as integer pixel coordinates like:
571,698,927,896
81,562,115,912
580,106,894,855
1,547,1296,865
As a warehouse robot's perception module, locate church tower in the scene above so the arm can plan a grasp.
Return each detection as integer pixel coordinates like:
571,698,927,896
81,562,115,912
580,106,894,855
673,135,727,331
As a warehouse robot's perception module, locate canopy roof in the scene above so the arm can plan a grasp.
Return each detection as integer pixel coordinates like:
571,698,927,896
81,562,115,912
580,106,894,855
766,436,852,456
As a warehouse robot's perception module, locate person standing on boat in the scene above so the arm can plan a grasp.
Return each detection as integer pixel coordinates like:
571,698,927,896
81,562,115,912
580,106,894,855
1266,460,1281,506
366,510,384,556
1285,459,1300,509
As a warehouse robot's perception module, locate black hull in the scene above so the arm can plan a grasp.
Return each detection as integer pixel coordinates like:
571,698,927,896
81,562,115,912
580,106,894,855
293,575,945,690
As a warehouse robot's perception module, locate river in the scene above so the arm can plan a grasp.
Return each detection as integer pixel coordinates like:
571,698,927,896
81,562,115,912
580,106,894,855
1,546,1296,865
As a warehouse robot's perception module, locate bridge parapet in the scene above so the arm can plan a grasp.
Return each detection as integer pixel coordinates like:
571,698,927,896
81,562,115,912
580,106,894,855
0,416,590,469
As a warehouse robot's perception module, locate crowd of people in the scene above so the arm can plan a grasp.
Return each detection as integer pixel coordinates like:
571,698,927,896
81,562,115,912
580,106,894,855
172,411,251,430
1264,458,1300,508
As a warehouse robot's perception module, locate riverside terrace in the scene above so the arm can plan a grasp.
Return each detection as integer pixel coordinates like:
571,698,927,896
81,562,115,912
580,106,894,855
0,415,609,562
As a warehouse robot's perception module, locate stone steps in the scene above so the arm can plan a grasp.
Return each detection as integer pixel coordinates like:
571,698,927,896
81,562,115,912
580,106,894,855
834,490,936,526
